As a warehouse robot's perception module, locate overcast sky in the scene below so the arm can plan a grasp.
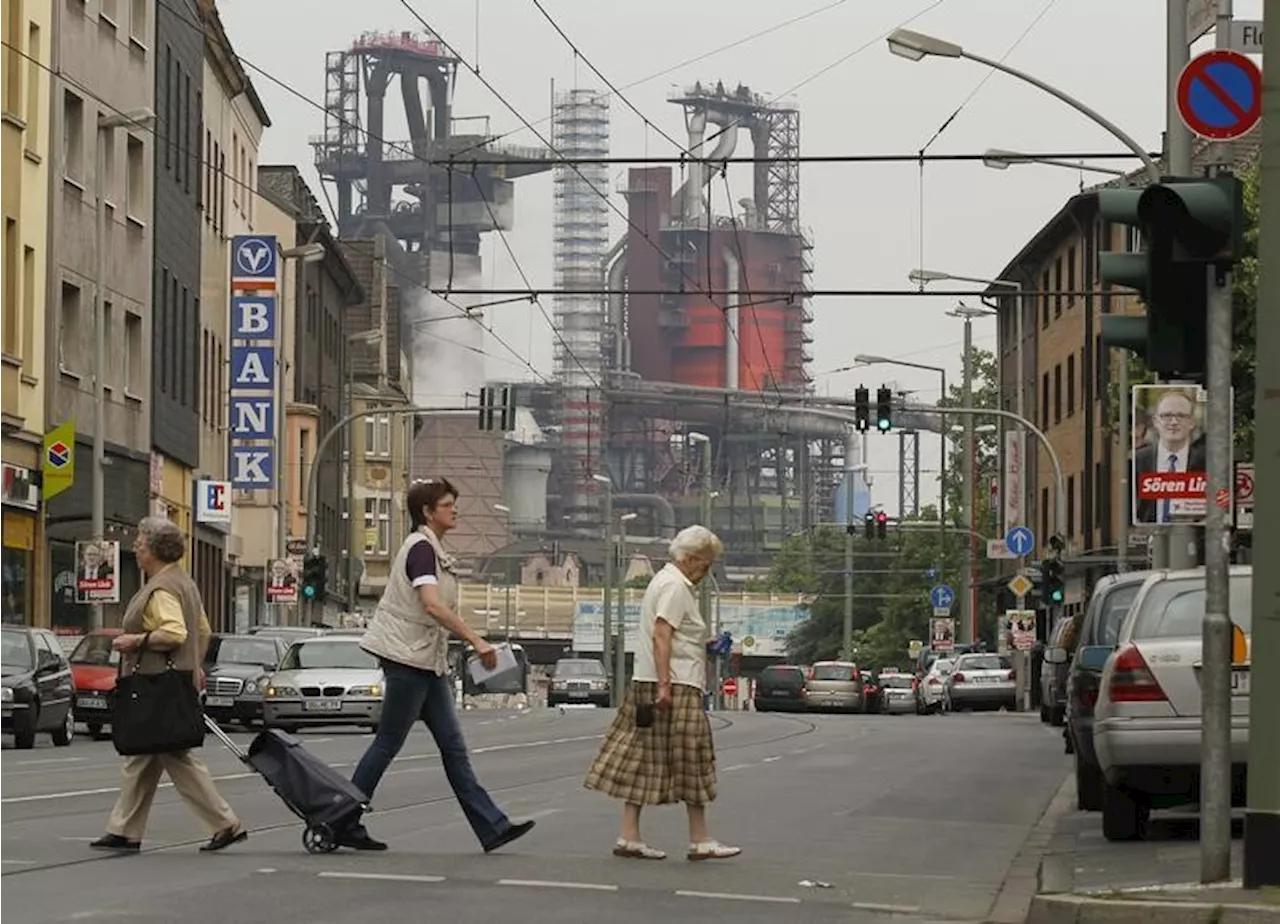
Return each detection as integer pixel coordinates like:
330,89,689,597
220,0,1260,518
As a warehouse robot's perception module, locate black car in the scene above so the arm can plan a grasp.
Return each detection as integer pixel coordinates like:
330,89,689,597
1061,571,1150,811
2,626,76,749
203,634,288,727
752,665,808,713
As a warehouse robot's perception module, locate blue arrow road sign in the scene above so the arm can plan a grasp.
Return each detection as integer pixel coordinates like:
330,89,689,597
929,585,955,610
1004,526,1035,558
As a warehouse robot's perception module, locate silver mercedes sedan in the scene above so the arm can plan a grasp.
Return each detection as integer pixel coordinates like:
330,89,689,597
262,636,384,733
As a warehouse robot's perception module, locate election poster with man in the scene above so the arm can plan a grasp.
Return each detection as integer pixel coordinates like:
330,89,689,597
1131,384,1230,527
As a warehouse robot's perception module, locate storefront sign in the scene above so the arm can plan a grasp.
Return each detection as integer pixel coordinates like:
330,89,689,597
1,464,38,511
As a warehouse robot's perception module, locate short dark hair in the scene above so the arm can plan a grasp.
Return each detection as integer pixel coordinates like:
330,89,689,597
407,477,458,529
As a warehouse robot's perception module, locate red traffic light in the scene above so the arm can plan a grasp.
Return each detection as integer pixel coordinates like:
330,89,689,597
875,512,888,524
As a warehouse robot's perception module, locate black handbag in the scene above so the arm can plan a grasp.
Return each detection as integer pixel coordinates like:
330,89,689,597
111,655,206,756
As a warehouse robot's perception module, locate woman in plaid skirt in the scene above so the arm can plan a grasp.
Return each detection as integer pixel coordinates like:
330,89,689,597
584,525,741,862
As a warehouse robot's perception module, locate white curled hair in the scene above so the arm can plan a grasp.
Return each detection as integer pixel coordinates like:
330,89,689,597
668,524,724,563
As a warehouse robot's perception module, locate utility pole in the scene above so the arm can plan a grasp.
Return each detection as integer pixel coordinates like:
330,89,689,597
595,474,615,705
616,513,635,700
949,305,990,644
1245,0,1280,887
693,433,713,639
843,429,856,660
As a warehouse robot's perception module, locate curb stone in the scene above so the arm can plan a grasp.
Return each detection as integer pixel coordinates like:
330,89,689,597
987,772,1078,923
1026,893,1280,923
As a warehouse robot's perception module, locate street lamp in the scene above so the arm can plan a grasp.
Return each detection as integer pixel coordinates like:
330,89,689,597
981,148,1128,177
591,473,618,704
886,28,1160,184
91,107,155,629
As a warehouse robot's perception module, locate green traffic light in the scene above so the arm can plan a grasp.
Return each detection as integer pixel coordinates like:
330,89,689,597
303,586,315,598
1050,589,1064,604
877,418,891,431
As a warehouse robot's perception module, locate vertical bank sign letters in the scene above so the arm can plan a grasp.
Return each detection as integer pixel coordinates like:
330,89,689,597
229,236,278,490
1131,383,1232,527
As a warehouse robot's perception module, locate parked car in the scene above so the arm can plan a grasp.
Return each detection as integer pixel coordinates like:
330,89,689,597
752,665,808,712
203,634,289,727
67,628,123,740
942,653,1016,712
2,626,76,749
1093,567,1252,841
262,636,384,732
1062,571,1149,811
1039,617,1076,726
805,661,864,714
861,673,883,714
248,626,328,643
546,658,609,707
916,657,954,714
876,672,917,714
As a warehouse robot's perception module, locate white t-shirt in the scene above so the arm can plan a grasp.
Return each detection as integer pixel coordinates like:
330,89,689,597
632,563,708,691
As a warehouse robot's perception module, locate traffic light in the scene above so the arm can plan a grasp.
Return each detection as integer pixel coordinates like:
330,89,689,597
854,386,870,433
478,385,515,431
876,386,893,432
1041,557,1065,606
863,512,875,540
1098,176,1243,378
301,554,328,601
875,510,889,540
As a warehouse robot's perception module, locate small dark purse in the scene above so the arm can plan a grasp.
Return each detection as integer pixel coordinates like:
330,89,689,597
112,652,206,756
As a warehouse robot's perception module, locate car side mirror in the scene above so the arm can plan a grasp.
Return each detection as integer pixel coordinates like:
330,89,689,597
1044,647,1069,665
1077,645,1114,671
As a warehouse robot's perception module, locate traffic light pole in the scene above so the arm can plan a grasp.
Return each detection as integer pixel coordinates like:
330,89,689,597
844,430,856,661
1245,1,1280,885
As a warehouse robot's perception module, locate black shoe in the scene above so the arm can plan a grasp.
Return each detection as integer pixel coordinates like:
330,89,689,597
337,826,388,851
90,833,140,852
200,825,248,852
483,820,536,854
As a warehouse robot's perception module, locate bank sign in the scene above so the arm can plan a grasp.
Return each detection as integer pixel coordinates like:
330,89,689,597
228,236,277,489
571,601,807,657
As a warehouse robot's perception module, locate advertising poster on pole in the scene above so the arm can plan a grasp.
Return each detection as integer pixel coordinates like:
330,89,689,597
930,617,955,651
1131,384,1228,527
266,557,300,604
75,540,120,604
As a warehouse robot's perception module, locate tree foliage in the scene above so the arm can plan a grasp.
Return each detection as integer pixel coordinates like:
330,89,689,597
764,348,1004,667
1103,162,1258,459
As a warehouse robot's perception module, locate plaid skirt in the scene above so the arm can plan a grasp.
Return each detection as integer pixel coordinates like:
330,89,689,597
583,681,717,807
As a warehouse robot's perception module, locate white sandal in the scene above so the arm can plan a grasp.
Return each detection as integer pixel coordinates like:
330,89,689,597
612,838,667,860
687,840,742,861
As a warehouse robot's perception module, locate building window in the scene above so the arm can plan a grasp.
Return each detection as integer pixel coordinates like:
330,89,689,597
63,90,84,181
1067,245,1077,305
1040,487,1050,543
1095,461,1105,527
125,309,142,395
129,0,147,44
3,218,17,356
1054,256,1063,317
364,497,392,556
1041,269,1050,328
202,128,211,219
364,415,391,457
22,245,35,366
1067,475,1076,538
1053,364,1062,424
59,281,82,370
1095,335,1104,400
102,300,114,387
3,0,21,117
1041,372,1049,427
101,0,118,26
1066,353,1076,417
2,546,30,626
164,46,172,171
25,23,40,143
126,133,144,217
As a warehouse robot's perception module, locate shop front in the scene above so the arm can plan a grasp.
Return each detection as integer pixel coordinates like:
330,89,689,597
2,462,40,626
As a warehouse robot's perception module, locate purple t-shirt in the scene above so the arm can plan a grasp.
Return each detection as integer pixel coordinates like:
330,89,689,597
405,540,438,588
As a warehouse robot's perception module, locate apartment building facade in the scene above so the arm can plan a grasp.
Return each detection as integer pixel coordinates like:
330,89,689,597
338,237,412,608
197,0,268,629
45,0,155,631
1,0,51,628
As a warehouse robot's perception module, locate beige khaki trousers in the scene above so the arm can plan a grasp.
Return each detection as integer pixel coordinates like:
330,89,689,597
105,749,239,840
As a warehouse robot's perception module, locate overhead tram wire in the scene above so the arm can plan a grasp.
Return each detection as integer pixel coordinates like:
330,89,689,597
398,0,785,408
529,0,788,399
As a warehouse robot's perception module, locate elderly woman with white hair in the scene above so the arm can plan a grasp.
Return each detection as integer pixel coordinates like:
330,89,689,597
584,524,741,862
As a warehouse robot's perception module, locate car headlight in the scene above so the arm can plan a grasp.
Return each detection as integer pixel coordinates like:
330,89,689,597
265,684,299,697
348,684,382,697
243,680,259,694
591,680,607,690
1,687,12,702
551,680,567,690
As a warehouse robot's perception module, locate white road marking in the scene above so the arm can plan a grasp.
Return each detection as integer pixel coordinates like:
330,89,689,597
257,868,277,874
1,858,36,865
318,871,446,884
850,902,922,914
721,764,751,772
761,756,781,763
675,890,800,904
499,879,618,892
2,756,87,766
59,836,98,842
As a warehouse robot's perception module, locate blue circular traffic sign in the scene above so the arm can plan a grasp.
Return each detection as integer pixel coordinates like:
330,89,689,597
929,585,955,610
1177,49,1262,141
1004,525,1035,558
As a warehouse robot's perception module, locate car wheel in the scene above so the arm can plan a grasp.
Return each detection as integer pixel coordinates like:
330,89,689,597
52,707,74,747
1102,783,1149,841
1076,756,1104,812
1050,706,1066,727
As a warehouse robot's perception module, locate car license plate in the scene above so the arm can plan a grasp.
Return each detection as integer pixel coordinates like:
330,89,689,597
78,695,108,710
1232,669,1251,696
304,699,343,712
569,690,588,698
772,690,790,697
204,696,234,707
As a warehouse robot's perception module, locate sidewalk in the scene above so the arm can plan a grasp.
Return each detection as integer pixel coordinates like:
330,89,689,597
1027,778,1280,922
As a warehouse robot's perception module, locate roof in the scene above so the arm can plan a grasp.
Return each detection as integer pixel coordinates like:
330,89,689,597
196,0,271,128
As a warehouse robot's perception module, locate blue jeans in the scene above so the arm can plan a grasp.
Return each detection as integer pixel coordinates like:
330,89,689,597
350,659,510,846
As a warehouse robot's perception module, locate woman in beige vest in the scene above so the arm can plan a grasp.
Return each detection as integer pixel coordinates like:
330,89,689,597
338,478,536,853
90,517,246,853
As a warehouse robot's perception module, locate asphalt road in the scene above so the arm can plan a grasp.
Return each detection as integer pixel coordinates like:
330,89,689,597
2,708,1070,924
